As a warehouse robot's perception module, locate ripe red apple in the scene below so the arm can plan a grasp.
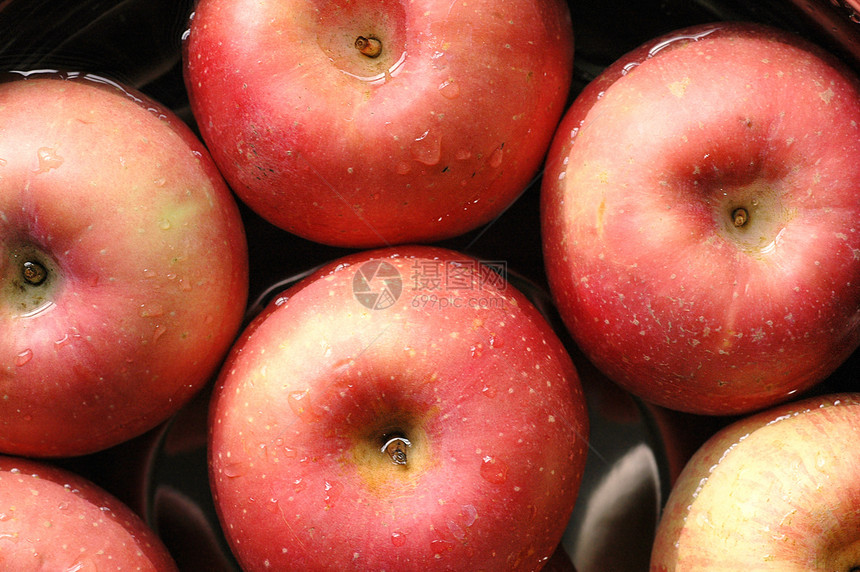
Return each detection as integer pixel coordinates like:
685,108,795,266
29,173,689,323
0,454,178,570
208,246,589,570
0,74,249,457
651,393,860,570
541,22,860,415
183,0,574,248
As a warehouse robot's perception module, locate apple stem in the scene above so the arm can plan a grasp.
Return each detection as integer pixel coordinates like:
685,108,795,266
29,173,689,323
732,207,749,228
382,436,411,466
355,36,382,58
22,260,47,286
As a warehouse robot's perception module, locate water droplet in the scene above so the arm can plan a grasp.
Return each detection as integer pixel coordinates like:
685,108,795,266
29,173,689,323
431,539,455,555
0,158,6,167
396,161,412,175
489,146,504,168
456,148,472,161
159,219,171,230
391,531,406,546
15,349,33,367
480,455,508,484
36,147,63,172
143,268,157,279
438,79,460,99
481,385,497,398
411,129,442,166
153,177,166,187
293,478,307,493
222,462,243,478
264,497,280,514
139,303,164,318
288,389,318,422
323,480,343,508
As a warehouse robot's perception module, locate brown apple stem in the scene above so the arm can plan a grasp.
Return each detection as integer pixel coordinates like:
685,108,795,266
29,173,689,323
22,260,47,286
382,436,411,466
732,207,749,228
355,36,382,58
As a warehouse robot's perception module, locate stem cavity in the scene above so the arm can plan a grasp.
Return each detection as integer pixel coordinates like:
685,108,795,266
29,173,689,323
382,435,411,466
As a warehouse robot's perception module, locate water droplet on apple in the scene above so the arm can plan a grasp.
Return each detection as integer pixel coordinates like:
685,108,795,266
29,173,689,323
396,161,411,175
139,303,165,318
0,158,6,167
411,129,442,166
288,389,318,422
222,462,244,478
159,219,171,230
391,531,406,547
489,145,504,169
438,79,460,99
293,478,307,493
15,349,33,367
456,149,472,161
153,177,166,187
431,539,455,555
481,385,497,398
480,455,508,484
323,480,343,508
36,147,63,172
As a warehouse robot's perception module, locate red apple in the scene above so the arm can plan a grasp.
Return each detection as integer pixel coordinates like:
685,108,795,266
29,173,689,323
0,454,178,570
183,0,574,248
208,246,589,570
0,74,249,457
651,393,860,570
541,22,860,415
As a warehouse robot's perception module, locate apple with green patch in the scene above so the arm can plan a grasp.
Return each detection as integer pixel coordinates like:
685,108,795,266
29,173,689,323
208,245,589,570
0,74,248,457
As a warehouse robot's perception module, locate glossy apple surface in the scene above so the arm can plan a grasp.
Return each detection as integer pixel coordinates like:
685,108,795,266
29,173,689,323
183,0,574,247
208,246,589,570
542,22,860,415
0,454,178,570
0,75,249,457
651,393,860,570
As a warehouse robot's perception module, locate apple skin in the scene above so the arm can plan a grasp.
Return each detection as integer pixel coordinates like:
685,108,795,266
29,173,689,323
208,246,589,570
651,393,860,571
183,0,574,248
0,75,249,457
0,454,178,570
541,22,860,415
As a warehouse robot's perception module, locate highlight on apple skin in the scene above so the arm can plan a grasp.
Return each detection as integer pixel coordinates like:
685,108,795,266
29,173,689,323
542,22,860,416
207,245,589,571
651,393,860,571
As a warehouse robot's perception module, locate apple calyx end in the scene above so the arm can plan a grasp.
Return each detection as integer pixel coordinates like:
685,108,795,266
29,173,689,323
355,36,382,58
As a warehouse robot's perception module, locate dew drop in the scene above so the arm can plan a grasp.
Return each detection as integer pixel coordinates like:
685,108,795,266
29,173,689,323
323,480,343,508
288,389,317,421
0,158,6,167
222,462,243,478
431,539,455,555
153,177,166,187
293,478,307,493
456,149,472,161
489,145,504,168
36,147,63,172
481,385,497,398
391,531,406,547
139,303,164,318
396,161,412,175
411,129,442,166
438,79,460,99
480,455,508,484
15,349,33,367
159,219,171,230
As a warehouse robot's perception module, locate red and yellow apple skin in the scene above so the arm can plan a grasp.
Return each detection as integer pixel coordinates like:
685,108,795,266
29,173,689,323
208,246,589,571
651,393,860,571
183,0,574,248
0,76,249,457
542,22,860,415
0,454,178,570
